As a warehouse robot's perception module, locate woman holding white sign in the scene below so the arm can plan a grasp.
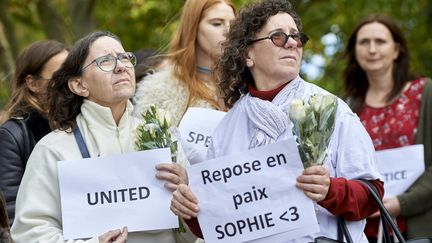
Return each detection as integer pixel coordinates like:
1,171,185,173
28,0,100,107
343,14,432,241
171,0,385,242
11,31,188,243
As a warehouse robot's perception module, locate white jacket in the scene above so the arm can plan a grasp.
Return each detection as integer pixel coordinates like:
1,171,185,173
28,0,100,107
11,100,184,243
133,69,215,127
208,78,381,243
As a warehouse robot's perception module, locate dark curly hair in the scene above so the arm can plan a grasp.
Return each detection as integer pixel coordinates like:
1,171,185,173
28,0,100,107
217,0,302,108
48,31,121,131
343,14,415,113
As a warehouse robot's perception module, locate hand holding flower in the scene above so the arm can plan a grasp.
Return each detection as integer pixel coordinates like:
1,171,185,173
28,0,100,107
296,165,330,202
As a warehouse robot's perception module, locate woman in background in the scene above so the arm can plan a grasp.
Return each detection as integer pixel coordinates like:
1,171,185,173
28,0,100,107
343,14,432,241
133,0,236,126
0,40,68,226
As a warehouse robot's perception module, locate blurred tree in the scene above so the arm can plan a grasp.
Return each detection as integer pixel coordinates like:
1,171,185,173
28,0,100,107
0,0,430,108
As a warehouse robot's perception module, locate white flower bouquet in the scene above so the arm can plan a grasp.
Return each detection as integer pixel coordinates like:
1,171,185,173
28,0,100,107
289,94,338,168
135,104,178,162
134,104,186,233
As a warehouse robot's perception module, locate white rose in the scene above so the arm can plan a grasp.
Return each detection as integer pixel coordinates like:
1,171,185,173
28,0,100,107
143,123,157,139
289,99,306,123
309,94,323,113
156,108,171,129
321,95,337,110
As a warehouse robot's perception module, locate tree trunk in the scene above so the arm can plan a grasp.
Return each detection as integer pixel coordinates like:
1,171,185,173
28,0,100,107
0,0,15,88
35,0,73,44
68,0,97,41
0,0,18,59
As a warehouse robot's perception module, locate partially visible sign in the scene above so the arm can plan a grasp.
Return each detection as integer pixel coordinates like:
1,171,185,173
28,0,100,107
375,144,425,198
178,108,226,164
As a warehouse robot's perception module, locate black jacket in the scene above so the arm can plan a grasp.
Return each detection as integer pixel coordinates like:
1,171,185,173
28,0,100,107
0,111,51,226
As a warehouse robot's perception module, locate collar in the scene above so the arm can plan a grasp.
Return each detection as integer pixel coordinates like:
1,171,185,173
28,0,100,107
80,99,133,130
248,82,290,101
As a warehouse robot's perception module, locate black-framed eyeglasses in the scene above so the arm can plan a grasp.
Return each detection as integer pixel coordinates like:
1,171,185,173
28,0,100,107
81,52,137,72
249,31,309,48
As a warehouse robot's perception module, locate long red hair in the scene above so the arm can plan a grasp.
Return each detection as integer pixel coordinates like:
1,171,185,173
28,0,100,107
169,0,235,109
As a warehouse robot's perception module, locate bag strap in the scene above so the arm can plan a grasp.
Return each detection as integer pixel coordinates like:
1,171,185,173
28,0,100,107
356,179,406,243
337,217,353,243
73,126,90,159
15,119,34,162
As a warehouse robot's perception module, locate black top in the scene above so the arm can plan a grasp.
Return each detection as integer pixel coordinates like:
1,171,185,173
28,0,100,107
0,111,51,226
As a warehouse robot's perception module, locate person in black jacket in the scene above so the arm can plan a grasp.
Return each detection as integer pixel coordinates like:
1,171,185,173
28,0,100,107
0,191,12,243
0,40,68,226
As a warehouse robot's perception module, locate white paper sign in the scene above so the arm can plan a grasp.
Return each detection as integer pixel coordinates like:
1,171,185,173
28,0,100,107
375,144,425,198
178,108,226,165
188,139,319,243
58,148,178,240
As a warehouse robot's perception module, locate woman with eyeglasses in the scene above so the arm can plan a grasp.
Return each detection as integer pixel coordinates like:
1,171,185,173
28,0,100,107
343,15,432,241
0,40,69,227
10,31,185,243
170,0,384,241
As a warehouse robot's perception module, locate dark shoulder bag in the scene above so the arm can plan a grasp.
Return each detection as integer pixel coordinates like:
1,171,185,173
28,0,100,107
316,179,432,243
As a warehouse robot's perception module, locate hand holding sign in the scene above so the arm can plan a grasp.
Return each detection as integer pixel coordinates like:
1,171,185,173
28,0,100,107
156,162,189,192
98,227,128,243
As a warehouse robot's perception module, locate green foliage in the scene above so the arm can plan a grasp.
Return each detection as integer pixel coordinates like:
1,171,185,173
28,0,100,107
94,0,184,53
135,104,178,162
0,79,9,108
1,0,431,108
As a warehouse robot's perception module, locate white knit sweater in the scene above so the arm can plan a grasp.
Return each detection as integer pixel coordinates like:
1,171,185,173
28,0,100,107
133,69,215,128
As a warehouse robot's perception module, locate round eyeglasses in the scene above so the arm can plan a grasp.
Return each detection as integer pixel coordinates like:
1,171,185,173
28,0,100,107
249,31,309,48
81,52,137,72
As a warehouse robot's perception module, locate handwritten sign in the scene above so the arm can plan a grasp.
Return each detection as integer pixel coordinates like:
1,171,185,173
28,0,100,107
58,148,178,240
178,108,226,164
188,139,319,243
375,145,425,198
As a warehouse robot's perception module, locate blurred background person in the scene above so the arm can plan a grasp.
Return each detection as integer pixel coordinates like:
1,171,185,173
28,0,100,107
133,0,236,127
0,40,69,226
343,14,432,241
171,0,383,242
133,48,169,84
10,31,186,243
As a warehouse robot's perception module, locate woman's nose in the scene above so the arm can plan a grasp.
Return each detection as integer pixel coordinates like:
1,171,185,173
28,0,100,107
223,23,230,36
369,42,376,53
284,36,298,49
114,59,126,73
